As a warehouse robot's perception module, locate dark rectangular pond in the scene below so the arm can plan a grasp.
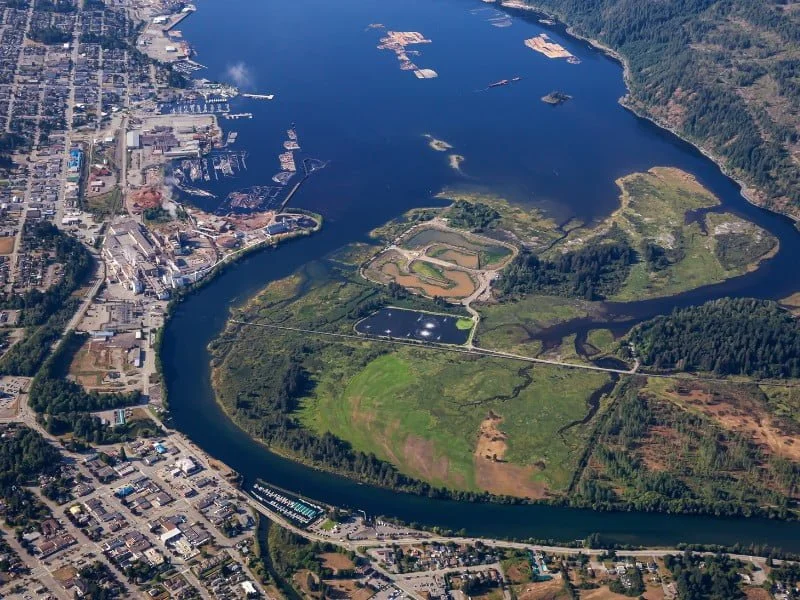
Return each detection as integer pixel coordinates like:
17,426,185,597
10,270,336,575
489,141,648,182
355,307,473,345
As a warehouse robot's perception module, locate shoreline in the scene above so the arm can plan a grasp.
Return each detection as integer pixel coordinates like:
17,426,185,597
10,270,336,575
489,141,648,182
499,1,799,229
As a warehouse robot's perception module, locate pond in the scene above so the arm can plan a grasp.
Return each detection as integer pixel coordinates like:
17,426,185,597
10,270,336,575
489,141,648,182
355,307,473,345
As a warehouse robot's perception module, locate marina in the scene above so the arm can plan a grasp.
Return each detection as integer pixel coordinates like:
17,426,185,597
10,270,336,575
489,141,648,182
251,481,325,528
223,112,254,120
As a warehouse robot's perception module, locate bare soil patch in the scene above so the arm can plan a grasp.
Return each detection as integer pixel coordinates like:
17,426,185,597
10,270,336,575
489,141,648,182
476,410,507,461
293,569,320,598
320,552,355,572
581,586,642,600
514,578,564,600
52,565,78,584
0,237,14,255
403,434,452,484
638,425,681,473
128,187,162,213
69,337,140,392
781,292,800,316
381,262,476,298
744,588,771,600
323,577,374,600
473,412,547,499
505,560,532,584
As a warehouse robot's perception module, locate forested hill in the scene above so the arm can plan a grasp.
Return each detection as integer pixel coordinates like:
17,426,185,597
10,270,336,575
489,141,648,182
519,0,800,221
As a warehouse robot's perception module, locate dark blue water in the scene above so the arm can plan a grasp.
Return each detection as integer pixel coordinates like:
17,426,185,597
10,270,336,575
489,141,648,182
161,0,800,549
354,308,471,344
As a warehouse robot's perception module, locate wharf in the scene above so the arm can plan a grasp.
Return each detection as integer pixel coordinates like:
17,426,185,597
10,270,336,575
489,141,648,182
280,175,309,211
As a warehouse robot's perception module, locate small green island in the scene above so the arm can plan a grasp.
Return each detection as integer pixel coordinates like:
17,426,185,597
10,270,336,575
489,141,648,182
210,166,798,519
541,90,572,105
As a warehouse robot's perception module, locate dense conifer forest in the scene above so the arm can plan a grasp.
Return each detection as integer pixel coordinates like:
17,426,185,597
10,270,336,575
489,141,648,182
628,298,800,378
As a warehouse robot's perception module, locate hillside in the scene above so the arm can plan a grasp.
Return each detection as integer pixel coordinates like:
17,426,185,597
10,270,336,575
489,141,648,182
517,0,800,221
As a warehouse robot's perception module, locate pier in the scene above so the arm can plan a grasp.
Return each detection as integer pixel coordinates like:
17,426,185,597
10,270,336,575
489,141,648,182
279,175,309,211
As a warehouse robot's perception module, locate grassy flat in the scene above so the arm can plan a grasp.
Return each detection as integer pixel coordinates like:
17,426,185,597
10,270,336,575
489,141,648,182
299,346,609,497
475,295,594,355
554,167,777,301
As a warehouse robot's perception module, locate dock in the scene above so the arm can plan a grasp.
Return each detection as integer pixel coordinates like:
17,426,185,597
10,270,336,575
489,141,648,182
279,175,309,211
223,112,253,120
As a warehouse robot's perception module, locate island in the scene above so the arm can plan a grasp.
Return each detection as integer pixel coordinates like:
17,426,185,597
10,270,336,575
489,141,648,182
541,90,572,105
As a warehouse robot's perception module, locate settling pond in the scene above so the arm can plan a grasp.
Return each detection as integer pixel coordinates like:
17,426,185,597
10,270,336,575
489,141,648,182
355,307,473,345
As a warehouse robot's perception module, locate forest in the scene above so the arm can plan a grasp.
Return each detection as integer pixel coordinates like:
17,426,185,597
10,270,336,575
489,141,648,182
518,0,800,217
627,298,800,378
496,240,636,300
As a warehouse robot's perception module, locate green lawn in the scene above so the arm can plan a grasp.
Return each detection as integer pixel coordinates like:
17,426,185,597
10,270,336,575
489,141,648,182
548,168,776,302
85,187,123,217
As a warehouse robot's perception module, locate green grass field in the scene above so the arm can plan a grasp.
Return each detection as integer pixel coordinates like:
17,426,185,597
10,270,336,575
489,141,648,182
85,187,124,218
298,346,609,495
585,329,615,355
549,168,776,301
456,318,474,330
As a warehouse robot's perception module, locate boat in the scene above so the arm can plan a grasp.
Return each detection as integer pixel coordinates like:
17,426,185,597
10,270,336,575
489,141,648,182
488,79,509,88
511,76,522,82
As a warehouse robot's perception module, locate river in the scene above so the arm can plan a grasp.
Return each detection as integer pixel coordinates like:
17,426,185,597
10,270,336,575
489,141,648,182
161,0,800,550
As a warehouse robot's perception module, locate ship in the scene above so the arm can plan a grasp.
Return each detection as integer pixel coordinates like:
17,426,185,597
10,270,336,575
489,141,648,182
488,79,509,88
